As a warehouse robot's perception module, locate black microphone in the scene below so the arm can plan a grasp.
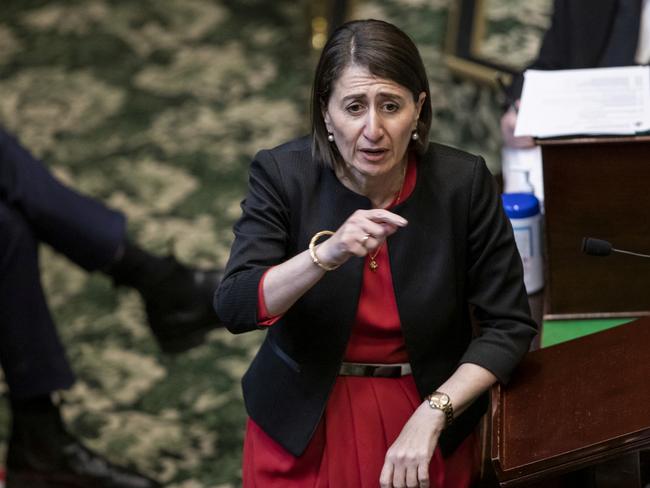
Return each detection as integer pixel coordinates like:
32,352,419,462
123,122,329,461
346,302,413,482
581,237,650,259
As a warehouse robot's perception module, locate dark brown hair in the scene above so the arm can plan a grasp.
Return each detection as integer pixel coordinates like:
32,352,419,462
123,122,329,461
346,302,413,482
311,19,432,169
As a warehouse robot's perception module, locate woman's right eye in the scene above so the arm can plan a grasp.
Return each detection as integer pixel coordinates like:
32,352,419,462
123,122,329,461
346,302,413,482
346,103,364,114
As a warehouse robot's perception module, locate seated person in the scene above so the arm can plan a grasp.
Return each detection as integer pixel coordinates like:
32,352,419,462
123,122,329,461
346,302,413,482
0,127,222,488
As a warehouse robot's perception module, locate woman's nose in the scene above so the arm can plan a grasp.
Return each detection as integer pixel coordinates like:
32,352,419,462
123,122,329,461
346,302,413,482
363,109,383,141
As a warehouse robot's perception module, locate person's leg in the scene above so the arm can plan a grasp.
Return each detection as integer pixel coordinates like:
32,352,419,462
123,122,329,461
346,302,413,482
0,128,222,352
0,202,160,488
0,202,75,398
0,128,126,271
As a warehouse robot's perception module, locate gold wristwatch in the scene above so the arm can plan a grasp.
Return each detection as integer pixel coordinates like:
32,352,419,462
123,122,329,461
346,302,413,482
426,391,454,428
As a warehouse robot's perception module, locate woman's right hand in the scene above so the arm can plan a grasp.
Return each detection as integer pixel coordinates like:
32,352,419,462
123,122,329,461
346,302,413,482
260,209,407,317
315,209,408,269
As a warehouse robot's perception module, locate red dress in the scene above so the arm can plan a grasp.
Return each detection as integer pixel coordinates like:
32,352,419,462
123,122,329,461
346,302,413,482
244,160,478,487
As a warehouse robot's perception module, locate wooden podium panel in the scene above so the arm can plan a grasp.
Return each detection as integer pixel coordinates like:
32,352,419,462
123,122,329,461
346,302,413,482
540,136,650,318
491,317,650,486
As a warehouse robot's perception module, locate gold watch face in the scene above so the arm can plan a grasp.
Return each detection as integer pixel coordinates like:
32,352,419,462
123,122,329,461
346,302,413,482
431,393,450,409
429,392,453,427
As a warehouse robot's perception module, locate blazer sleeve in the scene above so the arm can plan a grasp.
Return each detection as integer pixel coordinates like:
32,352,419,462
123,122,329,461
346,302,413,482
459,157,538,384
214,149,291,333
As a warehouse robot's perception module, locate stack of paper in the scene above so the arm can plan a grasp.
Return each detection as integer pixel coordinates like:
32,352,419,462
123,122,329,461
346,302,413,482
514,66,650,138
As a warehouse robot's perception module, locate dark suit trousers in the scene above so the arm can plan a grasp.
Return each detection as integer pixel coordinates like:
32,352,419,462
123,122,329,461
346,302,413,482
0,129,126,398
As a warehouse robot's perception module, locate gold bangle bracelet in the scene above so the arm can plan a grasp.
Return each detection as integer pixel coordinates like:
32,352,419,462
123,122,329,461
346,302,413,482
308,230,340,271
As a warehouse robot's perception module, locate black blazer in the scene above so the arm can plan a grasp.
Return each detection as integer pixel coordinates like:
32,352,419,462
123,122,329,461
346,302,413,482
509,0,641,99
215,137,537,457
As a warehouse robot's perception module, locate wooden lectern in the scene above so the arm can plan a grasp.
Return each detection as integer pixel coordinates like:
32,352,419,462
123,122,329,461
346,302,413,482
491,317,650,486
539,136,650,319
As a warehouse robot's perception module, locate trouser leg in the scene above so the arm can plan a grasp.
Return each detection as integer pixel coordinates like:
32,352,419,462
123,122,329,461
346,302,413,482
0,201,75,399
0,128,126,271
0,128,222,356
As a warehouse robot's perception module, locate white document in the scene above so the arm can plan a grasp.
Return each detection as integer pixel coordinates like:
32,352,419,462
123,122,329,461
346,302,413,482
514,66,650,138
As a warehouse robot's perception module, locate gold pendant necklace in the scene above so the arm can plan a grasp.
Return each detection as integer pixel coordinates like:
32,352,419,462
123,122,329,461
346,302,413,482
368,164,407,273
369,248,380,272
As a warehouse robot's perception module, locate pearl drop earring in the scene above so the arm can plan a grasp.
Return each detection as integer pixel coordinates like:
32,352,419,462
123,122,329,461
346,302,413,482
411,131,419,141
327,133,335,142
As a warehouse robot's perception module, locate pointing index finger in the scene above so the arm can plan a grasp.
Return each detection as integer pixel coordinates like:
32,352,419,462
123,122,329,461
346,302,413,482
367,209,408,227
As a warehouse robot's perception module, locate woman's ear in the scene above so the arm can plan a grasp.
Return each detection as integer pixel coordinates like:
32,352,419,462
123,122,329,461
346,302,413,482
322,108,332,132
415,92,426,121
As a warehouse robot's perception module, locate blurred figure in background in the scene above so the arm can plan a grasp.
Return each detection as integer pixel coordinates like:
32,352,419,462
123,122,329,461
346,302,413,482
501,0,650,148
499,0,649,207
0,127,222,488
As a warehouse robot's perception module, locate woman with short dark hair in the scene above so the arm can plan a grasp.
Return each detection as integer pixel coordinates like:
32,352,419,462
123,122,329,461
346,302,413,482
216,19,536,488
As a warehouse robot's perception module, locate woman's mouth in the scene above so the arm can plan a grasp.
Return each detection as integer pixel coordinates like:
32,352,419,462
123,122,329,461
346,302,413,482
359,147,388,161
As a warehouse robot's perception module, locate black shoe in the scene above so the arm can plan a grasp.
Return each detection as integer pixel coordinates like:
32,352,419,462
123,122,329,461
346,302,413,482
142,257,223,354
7,409,161,488
105,241,223,354
6,441,161,488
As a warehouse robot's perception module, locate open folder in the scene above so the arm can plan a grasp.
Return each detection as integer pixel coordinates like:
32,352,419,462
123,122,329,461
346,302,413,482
514,66,650,138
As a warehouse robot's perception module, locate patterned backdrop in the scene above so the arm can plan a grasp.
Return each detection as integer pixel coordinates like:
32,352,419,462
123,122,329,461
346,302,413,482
0,0,551,486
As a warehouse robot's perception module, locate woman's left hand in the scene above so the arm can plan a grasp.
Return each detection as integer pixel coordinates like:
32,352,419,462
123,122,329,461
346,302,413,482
379,401,446,488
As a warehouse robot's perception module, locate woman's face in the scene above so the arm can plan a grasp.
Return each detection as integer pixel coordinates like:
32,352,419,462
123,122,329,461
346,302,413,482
323,64,425,180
